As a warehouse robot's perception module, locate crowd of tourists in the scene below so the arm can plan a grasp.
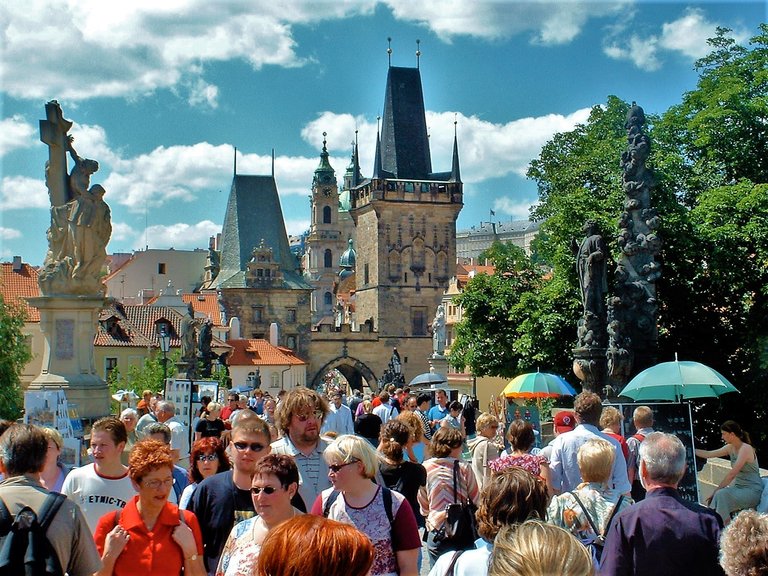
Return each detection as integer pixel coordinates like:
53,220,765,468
0,385,765,576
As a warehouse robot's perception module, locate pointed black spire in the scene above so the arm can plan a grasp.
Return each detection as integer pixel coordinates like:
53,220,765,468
450,116,461,183
372,120,383,179
352,130,361,187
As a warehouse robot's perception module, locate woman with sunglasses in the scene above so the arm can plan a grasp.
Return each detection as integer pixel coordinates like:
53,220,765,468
312,434,421,576
216,454,303,576
179,437,231,509
93,439,205,576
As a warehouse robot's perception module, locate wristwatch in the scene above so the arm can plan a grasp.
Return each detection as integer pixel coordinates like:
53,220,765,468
186,553,198,562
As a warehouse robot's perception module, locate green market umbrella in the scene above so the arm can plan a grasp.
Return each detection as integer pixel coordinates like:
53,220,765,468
619,356,739,402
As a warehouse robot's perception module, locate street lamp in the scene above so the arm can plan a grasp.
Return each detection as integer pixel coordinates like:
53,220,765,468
159,325,171,386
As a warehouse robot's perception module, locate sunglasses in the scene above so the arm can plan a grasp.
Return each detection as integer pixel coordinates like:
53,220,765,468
328,459,359,473
197,454,218,462
295,410,324,422
250,486,278,495
233,441,267,452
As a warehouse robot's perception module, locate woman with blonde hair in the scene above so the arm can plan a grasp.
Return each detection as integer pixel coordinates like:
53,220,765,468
397,409,430,462
39,426,71,492
467,412,500,491
312,434,421,576
547,438,631,543
195,402,225,441
489,520,594,576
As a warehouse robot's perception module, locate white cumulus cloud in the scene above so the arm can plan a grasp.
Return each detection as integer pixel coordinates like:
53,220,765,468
1,176,49,210
0,227,22,240
140,220,222,251
492,197,538,219
0,116,37,157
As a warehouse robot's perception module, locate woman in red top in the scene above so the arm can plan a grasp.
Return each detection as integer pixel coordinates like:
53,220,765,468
93,439,205,576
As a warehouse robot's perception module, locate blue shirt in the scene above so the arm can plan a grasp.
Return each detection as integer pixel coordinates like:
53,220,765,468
548,424,631,494
427,405,449,430
600,486,723,576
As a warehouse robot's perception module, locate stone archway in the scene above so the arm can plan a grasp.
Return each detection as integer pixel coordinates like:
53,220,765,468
310,356,379,392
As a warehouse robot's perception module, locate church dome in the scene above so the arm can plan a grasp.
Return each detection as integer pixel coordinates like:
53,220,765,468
339,239,356,279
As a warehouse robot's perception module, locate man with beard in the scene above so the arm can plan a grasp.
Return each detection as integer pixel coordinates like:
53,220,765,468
190,418,272,575
270,387,331,511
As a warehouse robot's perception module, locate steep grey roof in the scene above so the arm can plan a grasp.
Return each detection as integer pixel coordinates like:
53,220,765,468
212,175,301,288
458,220,541,237
379,66,432,179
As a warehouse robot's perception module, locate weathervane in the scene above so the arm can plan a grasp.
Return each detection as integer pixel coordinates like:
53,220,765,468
387,37,392,67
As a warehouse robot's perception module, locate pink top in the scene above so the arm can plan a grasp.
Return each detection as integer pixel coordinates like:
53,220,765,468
488,453,548,477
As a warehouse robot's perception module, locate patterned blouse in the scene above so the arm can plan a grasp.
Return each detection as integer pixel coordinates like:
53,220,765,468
546,482,632,541
418,457,480,533
488,452,548,477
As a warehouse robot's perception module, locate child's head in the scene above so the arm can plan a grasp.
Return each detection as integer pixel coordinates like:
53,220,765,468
449,400,462,414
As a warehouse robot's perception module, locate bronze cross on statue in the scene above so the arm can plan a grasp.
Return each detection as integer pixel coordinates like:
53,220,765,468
39,100,73,207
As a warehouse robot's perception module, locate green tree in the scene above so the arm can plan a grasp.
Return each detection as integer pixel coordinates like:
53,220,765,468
0,294,32,419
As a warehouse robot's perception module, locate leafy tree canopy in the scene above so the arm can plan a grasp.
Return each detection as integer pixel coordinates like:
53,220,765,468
0,294,32,419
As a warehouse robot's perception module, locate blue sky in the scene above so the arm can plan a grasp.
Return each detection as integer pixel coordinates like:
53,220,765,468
1,1,764,266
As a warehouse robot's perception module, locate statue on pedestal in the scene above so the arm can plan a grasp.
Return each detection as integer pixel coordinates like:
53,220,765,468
180,303,200,363
38,101,112,296
432,303,446,356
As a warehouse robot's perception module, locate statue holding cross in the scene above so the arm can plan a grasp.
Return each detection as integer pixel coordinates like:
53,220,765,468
38,101,112,296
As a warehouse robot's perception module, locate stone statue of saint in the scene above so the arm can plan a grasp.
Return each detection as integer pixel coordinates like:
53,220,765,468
574,220,608,319
180,303,199,362
38,102,112,296
432,303,447,356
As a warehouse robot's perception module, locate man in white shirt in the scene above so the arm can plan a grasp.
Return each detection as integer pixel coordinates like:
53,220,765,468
321,391,354,436
548,392,631,495
156,400,190,468
62,416,136,533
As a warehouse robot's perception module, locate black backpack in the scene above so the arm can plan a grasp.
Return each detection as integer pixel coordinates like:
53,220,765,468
0,491,66,576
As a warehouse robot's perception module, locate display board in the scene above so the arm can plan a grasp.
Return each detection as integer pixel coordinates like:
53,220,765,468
609,402,698,503
164,379,219,445
24,389,83,466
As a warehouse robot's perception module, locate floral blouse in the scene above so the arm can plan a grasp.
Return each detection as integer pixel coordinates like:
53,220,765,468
546,482,632,541
488,452,548,477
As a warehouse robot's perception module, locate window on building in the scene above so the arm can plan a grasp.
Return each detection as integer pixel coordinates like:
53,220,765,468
271,373,280,388
324,249,333,268
158,263,166,274
411,307,427,336
323,206,332,223
286,335,296,349
324,292,333,307
364,263,369,285
287,309,296,323
253,307,263,322
105,357,118,381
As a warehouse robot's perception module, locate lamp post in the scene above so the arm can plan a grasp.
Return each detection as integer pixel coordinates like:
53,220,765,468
159,326,170,386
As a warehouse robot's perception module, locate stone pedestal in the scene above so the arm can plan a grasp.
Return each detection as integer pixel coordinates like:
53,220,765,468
429,355,449,380
27,295,109,419
572,346,607,394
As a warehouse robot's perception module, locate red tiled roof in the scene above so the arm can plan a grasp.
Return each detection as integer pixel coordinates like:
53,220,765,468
455,263,496,287
227,339,307,367
0,262,41,322
183,293,223,326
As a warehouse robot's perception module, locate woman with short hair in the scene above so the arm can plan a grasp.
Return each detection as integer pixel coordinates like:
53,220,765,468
312,434,421,576
419,427,480,563
467,413,500,491
195,402,226,441
93,439,205,576
256,515,374,576
39,426,71,492
489,520,593,576
547,438,631,541
216,454,303,576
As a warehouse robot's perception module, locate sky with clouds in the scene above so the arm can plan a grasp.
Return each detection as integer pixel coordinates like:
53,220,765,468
1,1,763,264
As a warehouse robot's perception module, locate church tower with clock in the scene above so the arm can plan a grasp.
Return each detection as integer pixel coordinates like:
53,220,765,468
304,134,355,324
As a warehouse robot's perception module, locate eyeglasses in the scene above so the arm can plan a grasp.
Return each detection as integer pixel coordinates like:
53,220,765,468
233,441,267,452
142,478,175,489
295,410,324,422
197,454,218,462
328,459,359,473
250,486,278,495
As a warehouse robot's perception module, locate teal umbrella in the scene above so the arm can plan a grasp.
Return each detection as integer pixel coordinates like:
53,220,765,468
619,356,739,402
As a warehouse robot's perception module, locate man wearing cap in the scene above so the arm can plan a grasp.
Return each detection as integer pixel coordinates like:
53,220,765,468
539,410,575,461
321,391,354,436
548,392,631,495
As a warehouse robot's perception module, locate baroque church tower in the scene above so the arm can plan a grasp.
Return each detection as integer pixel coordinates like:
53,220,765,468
350,63,463,338
304,135,353,324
